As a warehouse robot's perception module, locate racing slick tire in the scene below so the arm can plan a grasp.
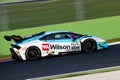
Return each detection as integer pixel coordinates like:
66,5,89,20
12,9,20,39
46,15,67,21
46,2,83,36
25,46,41,60
82,39,96,53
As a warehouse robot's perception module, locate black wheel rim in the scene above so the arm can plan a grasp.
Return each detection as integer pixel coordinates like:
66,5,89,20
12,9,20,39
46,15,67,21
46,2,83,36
84,40,96,52
28,49,39,60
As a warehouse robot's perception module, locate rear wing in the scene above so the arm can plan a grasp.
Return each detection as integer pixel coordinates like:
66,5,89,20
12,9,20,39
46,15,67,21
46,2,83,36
4,35,23,42
4,31,45,42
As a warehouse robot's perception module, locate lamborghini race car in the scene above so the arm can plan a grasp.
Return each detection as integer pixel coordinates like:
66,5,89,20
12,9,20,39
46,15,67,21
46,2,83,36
4,31,109,60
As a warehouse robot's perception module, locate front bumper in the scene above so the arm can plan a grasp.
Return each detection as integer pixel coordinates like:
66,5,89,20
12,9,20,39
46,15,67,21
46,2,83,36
97,42,109,50
10,48,22,60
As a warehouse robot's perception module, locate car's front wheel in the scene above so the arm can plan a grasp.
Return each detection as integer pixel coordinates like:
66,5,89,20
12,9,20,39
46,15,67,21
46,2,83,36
25,46,41,60
82,39,96,53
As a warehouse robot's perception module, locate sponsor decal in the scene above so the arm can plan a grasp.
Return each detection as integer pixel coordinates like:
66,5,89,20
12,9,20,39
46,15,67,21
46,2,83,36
68,42,81,51
42,42,80,51
42,43,49,51
50,44,71,50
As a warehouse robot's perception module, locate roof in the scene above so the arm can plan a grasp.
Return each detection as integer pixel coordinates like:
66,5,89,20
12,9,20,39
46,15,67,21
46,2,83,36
45,30,69,35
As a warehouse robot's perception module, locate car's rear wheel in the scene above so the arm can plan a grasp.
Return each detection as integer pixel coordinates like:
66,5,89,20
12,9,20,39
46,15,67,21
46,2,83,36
26,46,41,60
82,39,96,53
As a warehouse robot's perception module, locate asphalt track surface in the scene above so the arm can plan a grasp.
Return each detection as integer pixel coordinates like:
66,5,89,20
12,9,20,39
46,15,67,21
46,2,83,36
0,44,120,80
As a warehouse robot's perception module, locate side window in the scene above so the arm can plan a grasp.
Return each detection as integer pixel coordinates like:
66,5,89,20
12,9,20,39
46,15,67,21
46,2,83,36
54,34,61,39
46,35,54,40
51,33,71,40
62,34,71,39
70,33,82,39
40,34,55,40
70,34,78,39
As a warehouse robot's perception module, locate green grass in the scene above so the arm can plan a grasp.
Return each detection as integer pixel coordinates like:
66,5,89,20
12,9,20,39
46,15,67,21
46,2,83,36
0,16,120,56
1,0,120,31
6,0,75,30
84,0,120,19
0,0,26,3
0,55,11,60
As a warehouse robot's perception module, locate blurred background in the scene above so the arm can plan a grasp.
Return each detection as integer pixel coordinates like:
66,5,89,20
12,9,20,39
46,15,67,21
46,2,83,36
0,0,120,31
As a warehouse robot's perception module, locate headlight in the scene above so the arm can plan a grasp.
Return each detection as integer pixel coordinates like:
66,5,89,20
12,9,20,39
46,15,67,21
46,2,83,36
99,40,106,44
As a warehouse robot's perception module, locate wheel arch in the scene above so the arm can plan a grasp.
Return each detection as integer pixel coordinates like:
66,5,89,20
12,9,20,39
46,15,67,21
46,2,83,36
25,46,41,60
81,38,97,52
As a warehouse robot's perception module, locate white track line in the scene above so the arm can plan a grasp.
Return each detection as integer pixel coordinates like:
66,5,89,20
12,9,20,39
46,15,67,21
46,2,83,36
108,42,120,46
27,66,120,80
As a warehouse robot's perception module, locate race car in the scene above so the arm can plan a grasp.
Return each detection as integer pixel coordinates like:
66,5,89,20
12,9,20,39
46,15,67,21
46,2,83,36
4,31,109,60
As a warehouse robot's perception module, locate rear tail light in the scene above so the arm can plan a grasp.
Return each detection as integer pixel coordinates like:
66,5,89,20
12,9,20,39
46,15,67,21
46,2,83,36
11,44,21,49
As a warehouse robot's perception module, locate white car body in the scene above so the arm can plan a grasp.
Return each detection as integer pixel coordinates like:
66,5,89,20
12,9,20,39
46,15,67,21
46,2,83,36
5,31,108,60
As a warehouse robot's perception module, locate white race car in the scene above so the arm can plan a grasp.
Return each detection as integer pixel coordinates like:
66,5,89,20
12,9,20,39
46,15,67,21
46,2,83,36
4,31,109,60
